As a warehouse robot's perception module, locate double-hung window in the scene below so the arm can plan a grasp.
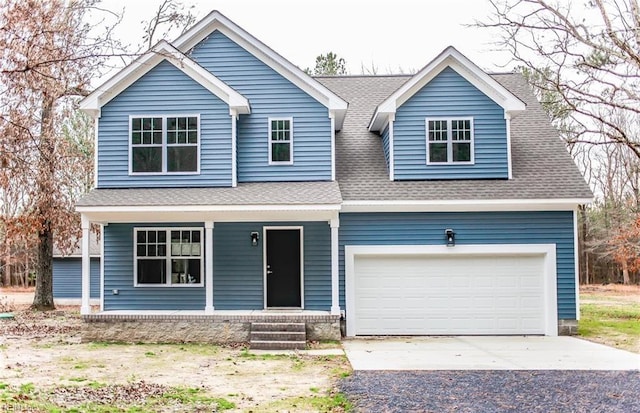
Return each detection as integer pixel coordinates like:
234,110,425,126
134,228,203,287
131,115,199,174
269,117,293,164
426,118,474,164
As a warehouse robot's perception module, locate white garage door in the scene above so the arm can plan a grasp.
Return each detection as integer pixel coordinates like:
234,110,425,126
353,253,546,335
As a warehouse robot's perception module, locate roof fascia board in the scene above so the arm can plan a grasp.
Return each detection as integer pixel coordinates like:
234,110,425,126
369,46,527,132
341,198,592,213
173,11,348,128
77,204,341,213
79,41,249,115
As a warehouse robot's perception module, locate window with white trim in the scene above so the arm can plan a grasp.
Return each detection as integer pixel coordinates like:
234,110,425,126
426,118,474,164
131,115,199,174
269,118,293,164
134,228,203,286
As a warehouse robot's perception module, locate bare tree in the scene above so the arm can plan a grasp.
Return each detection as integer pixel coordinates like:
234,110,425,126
141,0,197,51
478,0,640,156
0,0,123,309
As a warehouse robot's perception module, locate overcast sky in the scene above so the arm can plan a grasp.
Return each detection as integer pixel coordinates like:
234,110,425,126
103,0,512,75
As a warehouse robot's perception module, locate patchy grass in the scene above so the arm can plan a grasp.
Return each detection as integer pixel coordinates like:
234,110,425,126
1,305,352,412
253,391,353,412
579,286,640,353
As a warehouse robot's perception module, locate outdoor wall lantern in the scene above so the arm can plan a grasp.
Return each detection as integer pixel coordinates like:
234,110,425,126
445,228,455,247
250,232,260,246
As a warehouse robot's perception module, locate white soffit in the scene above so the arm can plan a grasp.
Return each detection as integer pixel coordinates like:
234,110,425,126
369,46,527,132
173,10,348,130
79,40,250,117
341,198,592,212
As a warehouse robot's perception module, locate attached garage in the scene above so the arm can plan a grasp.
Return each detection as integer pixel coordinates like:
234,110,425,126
345,244,558,337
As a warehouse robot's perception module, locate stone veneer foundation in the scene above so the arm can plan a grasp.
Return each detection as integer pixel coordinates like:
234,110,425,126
82,313,341,343
558,319,578,336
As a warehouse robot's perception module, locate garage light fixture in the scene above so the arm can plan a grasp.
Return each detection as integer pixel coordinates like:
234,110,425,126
445,229,455,247
250,231,259,246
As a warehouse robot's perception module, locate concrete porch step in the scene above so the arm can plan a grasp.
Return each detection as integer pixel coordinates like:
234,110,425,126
249,322,307,350
250,340,307,350
250,322,306,332
250,331,306,341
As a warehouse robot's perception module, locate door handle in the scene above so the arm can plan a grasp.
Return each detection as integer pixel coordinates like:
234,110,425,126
267,270,273,275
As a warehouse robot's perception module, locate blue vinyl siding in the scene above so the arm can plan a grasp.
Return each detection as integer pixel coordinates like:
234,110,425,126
213,221,330,310
53,258,100,299
381,125,390,172
393,67,508,179
103,221,331,311
103,223,205,310
97,60,233,188
339,211,576,319
189,31,332,182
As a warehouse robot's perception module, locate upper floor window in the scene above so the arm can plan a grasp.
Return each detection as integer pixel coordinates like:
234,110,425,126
426,118,474,164
134,228,203,287
131,115,199,174
269,117,293,164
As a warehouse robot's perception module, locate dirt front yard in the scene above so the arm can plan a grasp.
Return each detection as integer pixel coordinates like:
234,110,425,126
0,291,352,412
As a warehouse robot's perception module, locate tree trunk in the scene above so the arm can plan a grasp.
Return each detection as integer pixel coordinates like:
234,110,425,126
622,260,630,285
32,95,55,310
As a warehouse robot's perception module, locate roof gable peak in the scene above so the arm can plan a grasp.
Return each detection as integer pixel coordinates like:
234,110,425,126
369,46,526,132
79,40,249,117
173,10,348,129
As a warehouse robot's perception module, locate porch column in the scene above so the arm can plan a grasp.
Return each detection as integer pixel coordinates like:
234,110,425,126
330,218,340,315
205,221,214,314
80,215,91,315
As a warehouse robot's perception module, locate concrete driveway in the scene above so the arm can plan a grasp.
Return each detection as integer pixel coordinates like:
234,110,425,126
343,336,640,370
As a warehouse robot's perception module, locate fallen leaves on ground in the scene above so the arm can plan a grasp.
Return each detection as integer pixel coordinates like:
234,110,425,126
50,381,167,407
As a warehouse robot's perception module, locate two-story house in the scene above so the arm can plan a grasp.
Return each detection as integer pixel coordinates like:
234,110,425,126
76,11,592,346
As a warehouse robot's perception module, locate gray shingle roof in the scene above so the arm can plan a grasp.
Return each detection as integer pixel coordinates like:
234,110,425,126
77,181,342,207
317,73,593,201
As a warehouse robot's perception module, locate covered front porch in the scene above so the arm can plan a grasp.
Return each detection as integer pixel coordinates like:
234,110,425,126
75,183,344,343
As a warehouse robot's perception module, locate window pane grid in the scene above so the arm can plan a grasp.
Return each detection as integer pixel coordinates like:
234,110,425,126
427,118,472,163
131,117,162,146
270,118,292,163
167,116,198,145
135,229,203,286
428,120,448,141
131,116,198,173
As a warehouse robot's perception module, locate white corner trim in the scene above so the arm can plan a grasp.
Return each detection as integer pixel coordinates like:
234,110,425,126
574,208,580,321
344,243,558,337
93,115,99,189
505,113,513,179
388,115,395,181
231,111,238,187
99,224,104,312
79,41,249,115
341,198,593,213
369,46,526,132
329,111,336,181
172,11,347,129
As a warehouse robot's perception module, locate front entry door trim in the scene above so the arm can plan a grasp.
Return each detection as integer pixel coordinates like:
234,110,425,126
263,226,304,309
